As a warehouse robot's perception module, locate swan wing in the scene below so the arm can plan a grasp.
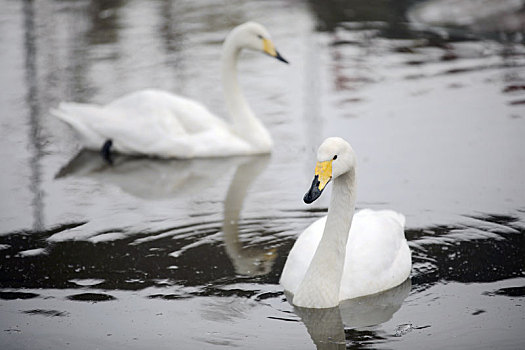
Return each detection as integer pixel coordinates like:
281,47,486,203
53,101,193,157
280,216,326,294
107,89,229,133
52,102,112,149
340,209,411,300
280,210,411,301
52,89,237,158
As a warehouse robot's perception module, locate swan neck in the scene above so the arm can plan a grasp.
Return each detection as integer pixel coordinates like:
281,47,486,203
293,169,356,308
326,169,356,234
222,42,244,122
221,37,272,151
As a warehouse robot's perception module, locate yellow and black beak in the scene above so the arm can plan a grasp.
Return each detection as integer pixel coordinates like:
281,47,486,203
304,160,332,204
263,38,289,64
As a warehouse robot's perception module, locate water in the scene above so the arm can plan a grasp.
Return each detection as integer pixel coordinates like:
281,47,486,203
1,0,524,349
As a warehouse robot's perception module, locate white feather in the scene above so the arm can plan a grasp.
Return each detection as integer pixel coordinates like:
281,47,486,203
51,22,285,158
280,138,412,308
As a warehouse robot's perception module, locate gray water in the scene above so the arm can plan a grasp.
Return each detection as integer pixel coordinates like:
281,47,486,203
1,0,524,349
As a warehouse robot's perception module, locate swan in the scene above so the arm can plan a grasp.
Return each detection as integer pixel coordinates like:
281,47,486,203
51,22,288,159
280,137,411,309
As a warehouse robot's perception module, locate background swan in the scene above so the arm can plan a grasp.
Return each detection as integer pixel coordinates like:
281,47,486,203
280,137,411,308
51,22,288,159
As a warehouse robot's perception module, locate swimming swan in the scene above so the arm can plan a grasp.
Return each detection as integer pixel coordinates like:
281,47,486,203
52,22,288,159
280,137,411,308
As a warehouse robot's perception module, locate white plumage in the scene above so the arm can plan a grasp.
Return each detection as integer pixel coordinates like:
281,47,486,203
52,22,287,158
281,209,410,301
280,137,411,308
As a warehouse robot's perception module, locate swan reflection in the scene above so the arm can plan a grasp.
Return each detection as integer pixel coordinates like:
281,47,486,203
290,279,411,349
221,156,277,276
56,150,247,199
57,151,275,276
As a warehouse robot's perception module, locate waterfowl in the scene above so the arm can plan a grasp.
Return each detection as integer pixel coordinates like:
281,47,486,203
52,22,288,159
280,137,411,309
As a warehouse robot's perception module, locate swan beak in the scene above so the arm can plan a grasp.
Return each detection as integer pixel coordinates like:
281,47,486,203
263,38,289,64
304,160,332,204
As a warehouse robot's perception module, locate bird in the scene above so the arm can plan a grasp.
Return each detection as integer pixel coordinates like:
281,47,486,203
280,137,411,309
51,22,288,159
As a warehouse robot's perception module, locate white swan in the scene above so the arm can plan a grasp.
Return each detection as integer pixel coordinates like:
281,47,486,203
280,137,411,309
51,22,288,159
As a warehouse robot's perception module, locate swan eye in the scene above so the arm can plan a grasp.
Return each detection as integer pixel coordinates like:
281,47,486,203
257,34,263,39
333,155,337,160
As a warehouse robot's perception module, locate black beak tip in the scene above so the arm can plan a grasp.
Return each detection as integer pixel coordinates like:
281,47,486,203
275,51,289,64
303,192,316,204
303,175,323,204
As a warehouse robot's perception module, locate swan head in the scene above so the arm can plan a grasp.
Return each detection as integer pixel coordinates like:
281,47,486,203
227,22,288,63
304,137,356,204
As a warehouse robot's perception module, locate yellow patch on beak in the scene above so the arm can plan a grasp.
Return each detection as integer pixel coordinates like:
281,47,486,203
263,38,277,57
315,160,333,190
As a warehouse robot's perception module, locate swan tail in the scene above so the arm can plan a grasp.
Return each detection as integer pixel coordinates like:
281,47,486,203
51,103,111,149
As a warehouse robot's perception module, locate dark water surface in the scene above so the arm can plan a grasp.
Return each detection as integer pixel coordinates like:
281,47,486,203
1,0,524,349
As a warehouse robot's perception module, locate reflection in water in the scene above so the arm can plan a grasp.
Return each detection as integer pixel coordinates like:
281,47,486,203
290,279,411,350
339,278,411,327
308,0,411,36
408,214,525,292
86,0,123,46
23,0,44,231
56,150,245,199
310,0,525,40
57,152,276,276
295,306,346,350
407,0,525,34
222,156,278,276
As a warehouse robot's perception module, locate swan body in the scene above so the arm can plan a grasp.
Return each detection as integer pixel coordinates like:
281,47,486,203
52,22,288,158
280,137,411,308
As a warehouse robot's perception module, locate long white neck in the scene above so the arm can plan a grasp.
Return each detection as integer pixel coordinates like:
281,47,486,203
221,37,272,152
293,168,356,308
